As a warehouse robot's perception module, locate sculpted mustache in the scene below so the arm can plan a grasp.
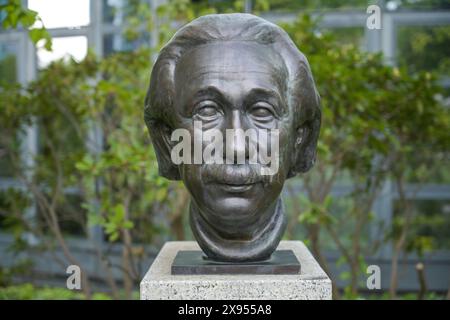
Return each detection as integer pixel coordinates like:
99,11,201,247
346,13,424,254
201,164,271,185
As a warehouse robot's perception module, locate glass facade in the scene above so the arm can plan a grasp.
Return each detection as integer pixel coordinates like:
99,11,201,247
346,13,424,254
0,0,449,293
0,40,17,83
37,36,88,68
397,25,450,76
28,0,90,29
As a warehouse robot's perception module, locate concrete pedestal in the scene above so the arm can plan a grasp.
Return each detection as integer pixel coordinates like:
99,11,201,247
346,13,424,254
140,241,332,300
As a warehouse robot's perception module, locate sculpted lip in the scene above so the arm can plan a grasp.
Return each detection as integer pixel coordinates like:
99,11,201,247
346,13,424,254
214,182,258,193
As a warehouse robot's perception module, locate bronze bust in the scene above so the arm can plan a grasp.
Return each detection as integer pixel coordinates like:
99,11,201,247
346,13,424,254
144,13,321,263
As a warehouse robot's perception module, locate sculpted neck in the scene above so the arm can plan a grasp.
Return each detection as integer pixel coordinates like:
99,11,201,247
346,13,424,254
189,197,286,262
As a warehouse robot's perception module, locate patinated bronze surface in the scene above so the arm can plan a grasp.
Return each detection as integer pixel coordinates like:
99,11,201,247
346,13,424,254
171,250,300,275
144,13,321,263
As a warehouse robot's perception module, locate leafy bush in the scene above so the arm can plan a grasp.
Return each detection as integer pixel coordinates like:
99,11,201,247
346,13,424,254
280,14,449,298
0,283,112,300
0,1,448,300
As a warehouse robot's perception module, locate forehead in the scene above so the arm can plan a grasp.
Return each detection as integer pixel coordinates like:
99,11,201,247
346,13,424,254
174,41,288,96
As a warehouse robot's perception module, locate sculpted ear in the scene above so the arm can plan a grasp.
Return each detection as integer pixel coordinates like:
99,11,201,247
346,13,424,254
144,56,181,181
288,111,321,178
145,118,181,181
287,65,322,178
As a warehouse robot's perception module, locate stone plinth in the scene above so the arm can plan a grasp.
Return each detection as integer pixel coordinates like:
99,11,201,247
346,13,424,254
140,241,332,300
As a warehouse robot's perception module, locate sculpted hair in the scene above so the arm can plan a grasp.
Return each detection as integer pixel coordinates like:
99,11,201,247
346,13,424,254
144,13,321,180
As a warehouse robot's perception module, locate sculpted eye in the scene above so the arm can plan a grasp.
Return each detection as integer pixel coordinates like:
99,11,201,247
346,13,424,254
249,102,276,122
193,101,222,120
252,107,272,117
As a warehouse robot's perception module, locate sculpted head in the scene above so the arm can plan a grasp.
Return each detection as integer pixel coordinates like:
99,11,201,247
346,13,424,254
144,13,321,262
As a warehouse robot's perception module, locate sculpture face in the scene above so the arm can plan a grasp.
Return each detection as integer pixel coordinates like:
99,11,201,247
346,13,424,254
145,13,321,262
173,42,292,239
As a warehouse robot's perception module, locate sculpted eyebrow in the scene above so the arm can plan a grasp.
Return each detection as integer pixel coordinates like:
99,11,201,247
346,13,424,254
192,86,229,103
247,88,281,100
245,88,287,114
182,86,228,115
195,86,220,96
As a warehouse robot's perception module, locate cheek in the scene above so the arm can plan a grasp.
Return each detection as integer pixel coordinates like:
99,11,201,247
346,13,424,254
278,122,295,171
180,165,203,196
279,131,290,161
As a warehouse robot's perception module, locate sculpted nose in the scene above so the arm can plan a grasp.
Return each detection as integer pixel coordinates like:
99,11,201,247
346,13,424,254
225,110,248,164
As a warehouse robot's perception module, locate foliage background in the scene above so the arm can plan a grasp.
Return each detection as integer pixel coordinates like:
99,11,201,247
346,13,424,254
0,0,449,300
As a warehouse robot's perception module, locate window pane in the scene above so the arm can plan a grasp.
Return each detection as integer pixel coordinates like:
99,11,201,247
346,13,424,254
0,41,17,83
393,199,450,252
103,32,149,56
268,0,368,12
103,0,150,25
0,189,30,232
103,0,124,25
0,0,7,25
28,0,90,29
0,40,19,178
397,25,450,77
390,0,450,10
322,27,365,49
36,193,87,237
0,137,18,178
37,36,88,68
